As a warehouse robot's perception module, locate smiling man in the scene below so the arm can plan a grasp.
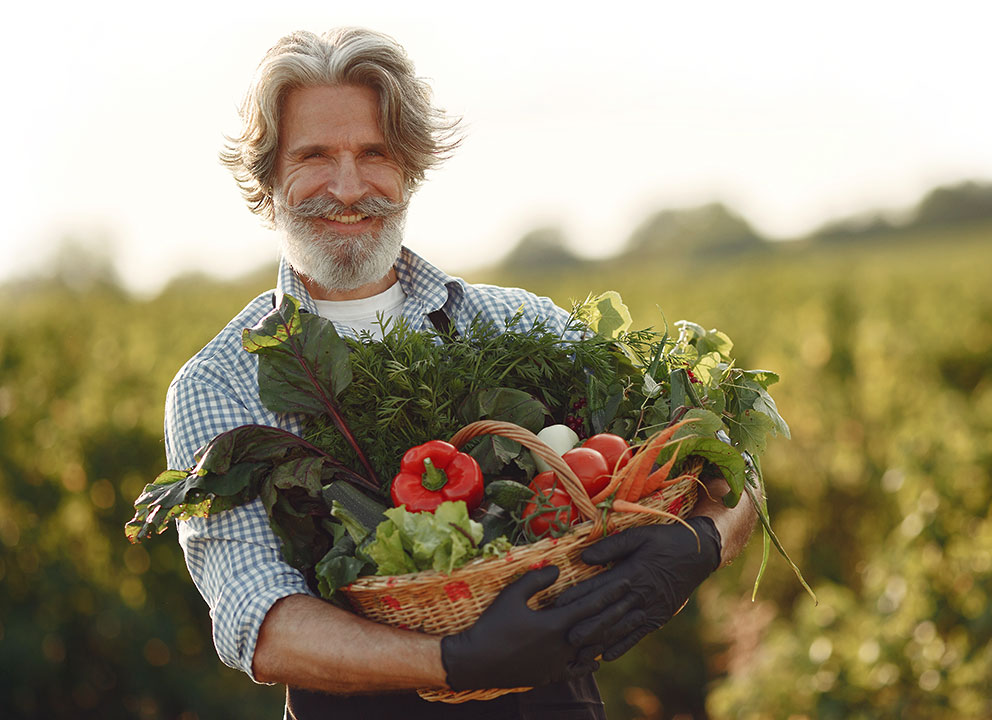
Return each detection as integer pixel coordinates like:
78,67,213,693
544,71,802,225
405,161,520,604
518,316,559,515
167,27,756,719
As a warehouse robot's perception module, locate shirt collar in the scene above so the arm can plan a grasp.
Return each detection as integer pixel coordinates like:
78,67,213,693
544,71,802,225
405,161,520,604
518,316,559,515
273,246,463,316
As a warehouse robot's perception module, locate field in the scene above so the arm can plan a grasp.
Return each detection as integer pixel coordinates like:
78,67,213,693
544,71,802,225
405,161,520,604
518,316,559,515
1,221,990,718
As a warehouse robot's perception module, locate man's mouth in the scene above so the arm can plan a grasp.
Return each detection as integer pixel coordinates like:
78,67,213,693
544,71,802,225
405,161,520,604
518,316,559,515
324,213,370,224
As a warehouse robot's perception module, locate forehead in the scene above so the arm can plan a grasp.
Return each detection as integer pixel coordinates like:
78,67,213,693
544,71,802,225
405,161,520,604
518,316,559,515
278,84,384,148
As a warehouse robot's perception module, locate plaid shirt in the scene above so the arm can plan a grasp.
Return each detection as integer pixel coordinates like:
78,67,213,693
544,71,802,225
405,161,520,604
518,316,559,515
166,247,574,680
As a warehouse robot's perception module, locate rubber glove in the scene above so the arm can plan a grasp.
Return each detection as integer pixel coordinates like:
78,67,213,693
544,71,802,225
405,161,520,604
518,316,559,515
555,516,722,661
441,565,636,690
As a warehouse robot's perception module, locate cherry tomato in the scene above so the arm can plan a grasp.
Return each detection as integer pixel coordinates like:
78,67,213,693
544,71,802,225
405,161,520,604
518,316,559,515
522,488,576,539
561,447,611,497
581,433,633,475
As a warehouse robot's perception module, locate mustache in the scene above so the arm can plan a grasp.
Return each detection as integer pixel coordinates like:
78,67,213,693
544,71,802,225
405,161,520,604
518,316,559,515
279,194,409,219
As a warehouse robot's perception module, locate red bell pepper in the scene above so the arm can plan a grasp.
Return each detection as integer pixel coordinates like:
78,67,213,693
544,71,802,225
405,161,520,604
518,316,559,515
390,440,484,513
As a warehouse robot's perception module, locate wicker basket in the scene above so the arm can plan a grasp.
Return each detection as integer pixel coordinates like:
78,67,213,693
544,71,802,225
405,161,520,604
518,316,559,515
341,420,700,703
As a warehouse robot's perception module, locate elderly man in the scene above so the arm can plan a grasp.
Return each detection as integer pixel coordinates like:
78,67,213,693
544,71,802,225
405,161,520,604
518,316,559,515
167,27,756,719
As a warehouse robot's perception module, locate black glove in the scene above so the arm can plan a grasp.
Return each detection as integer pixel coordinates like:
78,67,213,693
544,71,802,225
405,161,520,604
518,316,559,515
440,565,636,690
555,516,722,661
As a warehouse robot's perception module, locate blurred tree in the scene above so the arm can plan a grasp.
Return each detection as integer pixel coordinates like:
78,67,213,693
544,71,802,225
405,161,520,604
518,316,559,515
499,226,583,273
623,202,764,259
913,180,992,227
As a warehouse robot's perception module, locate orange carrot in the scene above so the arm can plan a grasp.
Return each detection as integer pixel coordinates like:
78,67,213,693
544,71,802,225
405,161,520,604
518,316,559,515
616,418,697,502
590,460,632,504
640,438,685,498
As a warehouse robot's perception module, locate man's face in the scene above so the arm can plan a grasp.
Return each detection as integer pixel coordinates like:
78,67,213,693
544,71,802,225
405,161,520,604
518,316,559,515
272,84,408,294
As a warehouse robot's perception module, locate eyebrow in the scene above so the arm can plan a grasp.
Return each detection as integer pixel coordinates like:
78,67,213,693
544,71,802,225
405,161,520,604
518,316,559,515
286,142,390,158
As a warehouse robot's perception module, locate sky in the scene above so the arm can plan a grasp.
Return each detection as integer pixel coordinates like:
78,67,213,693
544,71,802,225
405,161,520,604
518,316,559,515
4,0,991,296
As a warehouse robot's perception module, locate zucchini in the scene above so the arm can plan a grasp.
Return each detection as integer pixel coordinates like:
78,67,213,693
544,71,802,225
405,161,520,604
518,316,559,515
322,481,388,536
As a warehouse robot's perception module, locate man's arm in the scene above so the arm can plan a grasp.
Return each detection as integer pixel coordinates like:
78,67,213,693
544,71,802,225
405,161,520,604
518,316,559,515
254,565,640,694
253,595,446,693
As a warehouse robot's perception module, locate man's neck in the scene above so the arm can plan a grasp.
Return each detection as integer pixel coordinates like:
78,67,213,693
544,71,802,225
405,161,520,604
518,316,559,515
300,267,399,301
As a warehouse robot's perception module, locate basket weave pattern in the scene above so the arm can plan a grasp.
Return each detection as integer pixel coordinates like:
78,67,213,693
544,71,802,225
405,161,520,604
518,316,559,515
340,420,700,703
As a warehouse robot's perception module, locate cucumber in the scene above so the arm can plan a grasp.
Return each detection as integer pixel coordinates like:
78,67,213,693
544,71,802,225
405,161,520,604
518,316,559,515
485,479,535,511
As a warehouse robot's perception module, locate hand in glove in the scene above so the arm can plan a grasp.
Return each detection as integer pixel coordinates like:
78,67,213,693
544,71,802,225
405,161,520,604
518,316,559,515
555,516,722,661
441,565,637,690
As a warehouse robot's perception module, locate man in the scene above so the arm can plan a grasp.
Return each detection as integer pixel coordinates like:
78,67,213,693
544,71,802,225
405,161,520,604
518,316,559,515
167,27,756,718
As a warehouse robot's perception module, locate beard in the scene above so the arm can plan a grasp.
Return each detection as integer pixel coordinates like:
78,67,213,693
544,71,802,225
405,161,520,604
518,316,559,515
274,193,410,293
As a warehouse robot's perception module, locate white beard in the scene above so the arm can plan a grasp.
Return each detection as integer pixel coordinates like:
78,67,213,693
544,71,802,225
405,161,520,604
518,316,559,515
275,196,408,293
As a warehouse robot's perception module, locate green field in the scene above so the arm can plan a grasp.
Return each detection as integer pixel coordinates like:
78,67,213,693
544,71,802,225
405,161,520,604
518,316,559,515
1,221,990,718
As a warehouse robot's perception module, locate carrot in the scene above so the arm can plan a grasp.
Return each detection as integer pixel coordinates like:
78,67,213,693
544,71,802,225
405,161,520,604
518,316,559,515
640,438,685,498
590,460,632,504
614,418,697,503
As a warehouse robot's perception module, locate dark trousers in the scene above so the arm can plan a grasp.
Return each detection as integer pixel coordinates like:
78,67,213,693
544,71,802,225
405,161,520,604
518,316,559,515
285,674,607,719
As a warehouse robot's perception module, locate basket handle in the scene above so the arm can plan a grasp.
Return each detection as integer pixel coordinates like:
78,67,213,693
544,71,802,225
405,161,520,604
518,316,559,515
449,420,603,536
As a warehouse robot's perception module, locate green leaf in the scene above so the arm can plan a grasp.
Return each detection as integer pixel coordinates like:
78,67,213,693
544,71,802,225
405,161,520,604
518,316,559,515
672,408,725,439
243,295,353,417
738,376,791,439
459,387,548,431
587,374,625,434
459,388,549,472
669,368,691,413
364,501,487,576
692,352,724,387
696,328,734,358
578,290,633,339
315,552,368,599
730,408,778,456
652,433,747,508
268,457,324,496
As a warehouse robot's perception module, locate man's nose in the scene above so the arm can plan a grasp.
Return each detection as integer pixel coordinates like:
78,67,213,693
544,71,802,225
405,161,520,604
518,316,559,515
326,156,369,207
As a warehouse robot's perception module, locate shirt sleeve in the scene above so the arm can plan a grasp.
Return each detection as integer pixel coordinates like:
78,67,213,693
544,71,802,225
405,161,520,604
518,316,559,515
165,373,314,681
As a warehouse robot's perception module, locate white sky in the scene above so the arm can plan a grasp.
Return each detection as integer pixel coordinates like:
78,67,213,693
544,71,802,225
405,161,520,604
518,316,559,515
3,0,991,295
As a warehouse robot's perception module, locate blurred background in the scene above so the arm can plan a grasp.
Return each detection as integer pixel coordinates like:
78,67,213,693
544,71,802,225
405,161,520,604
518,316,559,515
2,1,990,718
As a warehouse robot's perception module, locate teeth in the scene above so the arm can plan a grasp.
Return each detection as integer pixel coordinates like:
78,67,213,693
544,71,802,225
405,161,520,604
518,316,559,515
325,213,368,224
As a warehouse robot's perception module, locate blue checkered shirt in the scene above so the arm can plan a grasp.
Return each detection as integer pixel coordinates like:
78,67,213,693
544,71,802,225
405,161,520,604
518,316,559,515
166,247,575,680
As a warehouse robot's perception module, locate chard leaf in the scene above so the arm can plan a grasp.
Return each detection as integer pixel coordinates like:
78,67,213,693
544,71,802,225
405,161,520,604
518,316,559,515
242,294,353,417
242,294,378,486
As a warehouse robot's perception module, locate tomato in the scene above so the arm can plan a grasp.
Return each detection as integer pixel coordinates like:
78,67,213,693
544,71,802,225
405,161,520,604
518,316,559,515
522,488,576,539
529,470,562,495
561,447,611,497
581,433,632,475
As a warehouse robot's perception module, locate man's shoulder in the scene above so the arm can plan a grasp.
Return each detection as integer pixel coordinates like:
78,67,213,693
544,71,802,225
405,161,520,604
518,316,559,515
454,279,573,329
170,290,275,391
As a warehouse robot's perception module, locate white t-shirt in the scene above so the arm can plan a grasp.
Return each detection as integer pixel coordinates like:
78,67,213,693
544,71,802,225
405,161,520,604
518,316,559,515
311,281,407,340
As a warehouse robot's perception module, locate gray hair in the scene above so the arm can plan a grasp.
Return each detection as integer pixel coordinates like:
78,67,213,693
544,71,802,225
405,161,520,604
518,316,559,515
220,28,462,225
